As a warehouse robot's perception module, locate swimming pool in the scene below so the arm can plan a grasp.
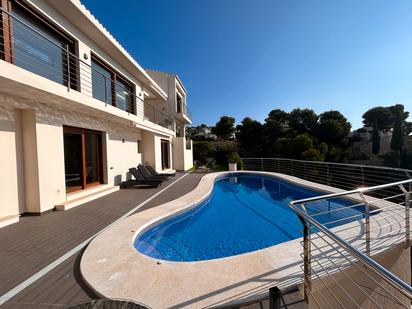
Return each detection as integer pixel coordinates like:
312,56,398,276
135,173,367,261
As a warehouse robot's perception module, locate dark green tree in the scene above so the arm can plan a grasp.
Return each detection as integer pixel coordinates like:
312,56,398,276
288,108,318,135
272,137,290,157
262,110,289,157
371,123,380,155
362,107,394,155
212,116,236,140
317,111,351,146
406,122,412,135
266,109,289,128
390,104,409,153
236,117,263,157
285,134,314,158
192,141,211,163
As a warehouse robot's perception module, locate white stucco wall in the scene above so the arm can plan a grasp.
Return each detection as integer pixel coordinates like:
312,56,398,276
0,94,145,215
172,137,193,171
35,122,66,213
106,131,142,185
141,131,173,172
141,131,155,169
0,106,24,218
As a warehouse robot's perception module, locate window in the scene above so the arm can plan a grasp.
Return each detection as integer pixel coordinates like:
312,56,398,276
91,54,135,114
137,140,142,154
2,1,78,89
115,77,133,112
91,59,112,104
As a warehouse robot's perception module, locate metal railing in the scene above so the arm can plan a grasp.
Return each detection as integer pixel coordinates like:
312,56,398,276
240,158,412,307
177,100,192,121
241,158,412,196
289,179,412,308
183,104,192,121
144,102,174,130
0,7,174,130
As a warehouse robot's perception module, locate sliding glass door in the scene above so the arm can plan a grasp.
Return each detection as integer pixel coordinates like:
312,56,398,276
63,130,83,192
63,126,102,193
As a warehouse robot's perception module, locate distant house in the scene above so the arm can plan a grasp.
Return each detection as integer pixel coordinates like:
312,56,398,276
188,125,217,141
349,127,392,163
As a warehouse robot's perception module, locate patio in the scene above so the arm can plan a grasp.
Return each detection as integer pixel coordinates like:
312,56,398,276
0,171,307,309
0,172,200,308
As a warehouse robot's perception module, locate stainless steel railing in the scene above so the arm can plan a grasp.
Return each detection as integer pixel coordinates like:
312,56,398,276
183,103,192,121
241,158,412,195
177,100,192,121
0,7,174,130
289,179,412,308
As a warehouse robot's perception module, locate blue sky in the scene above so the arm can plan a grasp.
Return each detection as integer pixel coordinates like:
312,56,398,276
82,0,412,129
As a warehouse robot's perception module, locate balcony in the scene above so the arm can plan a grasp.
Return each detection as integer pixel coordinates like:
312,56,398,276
0,7,173,131
176,100,192,123
144,102,174,131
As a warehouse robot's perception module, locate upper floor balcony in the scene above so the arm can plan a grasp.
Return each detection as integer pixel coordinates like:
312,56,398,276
0,4,173,132
176,99,192,124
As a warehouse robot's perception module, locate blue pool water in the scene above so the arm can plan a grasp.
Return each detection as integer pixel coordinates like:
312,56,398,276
135,174,367,261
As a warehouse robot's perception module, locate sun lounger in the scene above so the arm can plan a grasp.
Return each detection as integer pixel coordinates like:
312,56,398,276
146,165,176,177
138,165,168,180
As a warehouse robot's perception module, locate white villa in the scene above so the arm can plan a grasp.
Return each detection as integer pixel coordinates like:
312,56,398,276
0,0,193,226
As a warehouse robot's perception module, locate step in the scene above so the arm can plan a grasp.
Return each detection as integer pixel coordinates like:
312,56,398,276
0,215,19,228
55,185,119,211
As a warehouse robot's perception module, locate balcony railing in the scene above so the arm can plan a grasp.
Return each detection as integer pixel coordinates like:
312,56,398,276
144,102,174,131
0,7,174,130
177,100,192,121
290,179,412,308
241,158,412,191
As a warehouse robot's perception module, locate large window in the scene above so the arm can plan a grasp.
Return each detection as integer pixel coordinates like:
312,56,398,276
91,54,135,114
91,59,112,104
1,1,78,89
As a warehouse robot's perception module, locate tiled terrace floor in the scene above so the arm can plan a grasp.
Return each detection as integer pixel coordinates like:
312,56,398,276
0,171,306,309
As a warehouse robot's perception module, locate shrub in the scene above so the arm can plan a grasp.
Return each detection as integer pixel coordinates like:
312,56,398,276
210,141,237,165
227,152,242,169
193,141,211,164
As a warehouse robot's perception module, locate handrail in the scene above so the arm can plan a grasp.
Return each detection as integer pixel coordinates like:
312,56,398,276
290,178,412,205
241,157,412,174
289,178,412,304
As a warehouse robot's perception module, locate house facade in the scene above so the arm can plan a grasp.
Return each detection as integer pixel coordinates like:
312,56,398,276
0,0,193,226
145,70,193,171
350,127,392,159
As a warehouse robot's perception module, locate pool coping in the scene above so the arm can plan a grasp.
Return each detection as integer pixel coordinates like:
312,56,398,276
80,171,405,308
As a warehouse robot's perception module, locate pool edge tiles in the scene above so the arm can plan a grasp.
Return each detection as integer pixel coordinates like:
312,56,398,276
80,171,404,309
